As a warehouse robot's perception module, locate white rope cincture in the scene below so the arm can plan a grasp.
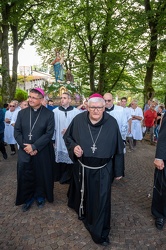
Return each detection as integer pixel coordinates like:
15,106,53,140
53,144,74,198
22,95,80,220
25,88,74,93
78,159,107,218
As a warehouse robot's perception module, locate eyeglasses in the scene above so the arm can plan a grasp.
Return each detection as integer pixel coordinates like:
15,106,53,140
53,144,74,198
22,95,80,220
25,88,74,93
10,105,15,107
89,107,104,111
28,96,42,100
104,100,112,102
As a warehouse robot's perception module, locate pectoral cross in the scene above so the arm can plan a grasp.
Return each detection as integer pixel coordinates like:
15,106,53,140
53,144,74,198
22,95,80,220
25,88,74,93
91,144,97,153
28,133,32,140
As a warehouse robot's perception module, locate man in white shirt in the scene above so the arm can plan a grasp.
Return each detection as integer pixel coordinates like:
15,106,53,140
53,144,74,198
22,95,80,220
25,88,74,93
53,92,80,183
103,93,128,153
130,100,143,147
120,97,133,152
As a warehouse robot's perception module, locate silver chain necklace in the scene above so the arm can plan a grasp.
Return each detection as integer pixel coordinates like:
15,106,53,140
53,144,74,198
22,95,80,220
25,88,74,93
88,124,103,153
28,107,43,140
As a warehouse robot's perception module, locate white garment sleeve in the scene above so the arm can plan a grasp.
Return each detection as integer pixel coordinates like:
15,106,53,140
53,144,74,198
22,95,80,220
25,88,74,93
121,109,128,140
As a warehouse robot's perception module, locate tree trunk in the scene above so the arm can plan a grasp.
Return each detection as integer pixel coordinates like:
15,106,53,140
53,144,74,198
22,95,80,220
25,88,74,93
98,1,111,94
98,46,107,94
143,31,157,103
143,0,159,104
1,23,11,104
11,24,19,99
1,3,12,103
89,59,95,92
86,0,95,93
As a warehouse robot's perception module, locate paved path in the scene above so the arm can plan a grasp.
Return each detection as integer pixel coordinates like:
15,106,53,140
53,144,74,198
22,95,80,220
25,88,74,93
0,141,165,250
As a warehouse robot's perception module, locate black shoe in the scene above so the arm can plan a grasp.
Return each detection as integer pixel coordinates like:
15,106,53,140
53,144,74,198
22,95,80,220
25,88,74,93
78,216,85,221
3,152,8,159
100,241,110,246
100,237,110,246
155,218,165,230
11,151,16,155
37,200,45,208
22,203,32,212
22,198,34,212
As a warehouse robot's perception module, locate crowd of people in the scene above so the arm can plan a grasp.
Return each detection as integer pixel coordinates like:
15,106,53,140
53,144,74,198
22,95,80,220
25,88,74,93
0,88,166,246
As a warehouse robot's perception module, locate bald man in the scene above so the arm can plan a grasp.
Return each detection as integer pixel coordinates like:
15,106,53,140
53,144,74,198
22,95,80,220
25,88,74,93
103,93,128,143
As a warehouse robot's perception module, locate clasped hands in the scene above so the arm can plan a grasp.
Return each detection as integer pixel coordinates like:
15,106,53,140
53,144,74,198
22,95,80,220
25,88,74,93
24,144,38,156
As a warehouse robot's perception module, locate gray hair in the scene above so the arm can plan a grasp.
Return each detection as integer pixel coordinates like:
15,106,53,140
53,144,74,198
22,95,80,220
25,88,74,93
88,97,105,105
132,99,138,104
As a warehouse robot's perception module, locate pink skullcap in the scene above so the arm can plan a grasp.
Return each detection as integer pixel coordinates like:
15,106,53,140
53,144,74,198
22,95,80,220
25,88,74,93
34,87,45,97
89,93,103,99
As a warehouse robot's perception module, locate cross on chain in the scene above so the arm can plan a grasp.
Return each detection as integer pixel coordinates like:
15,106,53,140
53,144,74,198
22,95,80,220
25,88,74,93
28,133,33,140
91,144,97,153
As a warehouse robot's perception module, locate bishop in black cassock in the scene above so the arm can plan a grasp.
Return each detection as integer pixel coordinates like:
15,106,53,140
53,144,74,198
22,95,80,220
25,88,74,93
63,93,124,246
14,88,55,211
151,112,166,230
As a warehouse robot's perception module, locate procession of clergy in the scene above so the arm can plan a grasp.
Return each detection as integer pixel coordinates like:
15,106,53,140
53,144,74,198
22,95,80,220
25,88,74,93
1,88,166,246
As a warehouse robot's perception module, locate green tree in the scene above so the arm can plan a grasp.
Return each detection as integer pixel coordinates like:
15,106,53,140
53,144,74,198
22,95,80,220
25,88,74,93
14,88,28,102
0,0,47,103
33,0,146,94
143,0,166,103
1,0,166,105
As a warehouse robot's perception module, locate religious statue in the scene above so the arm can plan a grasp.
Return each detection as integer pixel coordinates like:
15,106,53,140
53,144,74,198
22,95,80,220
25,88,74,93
51,49,64,82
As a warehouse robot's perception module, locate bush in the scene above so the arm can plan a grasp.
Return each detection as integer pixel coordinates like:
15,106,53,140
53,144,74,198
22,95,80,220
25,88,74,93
14,89,28,102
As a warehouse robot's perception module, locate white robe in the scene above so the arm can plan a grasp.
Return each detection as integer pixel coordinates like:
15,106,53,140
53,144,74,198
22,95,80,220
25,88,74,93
106,105,128,140
53,106,80,163
123,107,132,122
123,107,132,136
10,109,20,125
4,110,17,144
130,107,143,140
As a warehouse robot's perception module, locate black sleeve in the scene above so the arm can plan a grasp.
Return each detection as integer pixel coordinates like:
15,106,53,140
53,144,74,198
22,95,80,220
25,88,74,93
63,120,78,163
14,111,25,149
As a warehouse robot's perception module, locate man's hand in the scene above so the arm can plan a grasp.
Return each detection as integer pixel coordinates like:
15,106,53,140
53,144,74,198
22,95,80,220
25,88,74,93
154,159,164,170
29,150,38,156
5,118,11,124
23,144,33,154
74,145,83,158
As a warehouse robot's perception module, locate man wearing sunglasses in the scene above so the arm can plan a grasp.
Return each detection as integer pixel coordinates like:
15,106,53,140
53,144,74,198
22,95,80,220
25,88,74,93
103,93,128,151
4,102,17,155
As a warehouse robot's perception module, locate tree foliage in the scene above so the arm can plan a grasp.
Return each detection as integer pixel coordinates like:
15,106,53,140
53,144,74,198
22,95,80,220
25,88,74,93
32,0,165,103
0,0,166,105
0,0,48,103
14,88,28,102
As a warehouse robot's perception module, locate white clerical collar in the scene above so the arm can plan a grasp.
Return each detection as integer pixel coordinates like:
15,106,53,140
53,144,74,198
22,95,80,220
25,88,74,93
62,105,69,110
108,105,114,110
31,105,42,112
33,106,42,111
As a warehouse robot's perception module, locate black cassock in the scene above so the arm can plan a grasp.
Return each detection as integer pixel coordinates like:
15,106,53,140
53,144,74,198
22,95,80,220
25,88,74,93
152,113,166,219
63,111,124,244
14,106,55,205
